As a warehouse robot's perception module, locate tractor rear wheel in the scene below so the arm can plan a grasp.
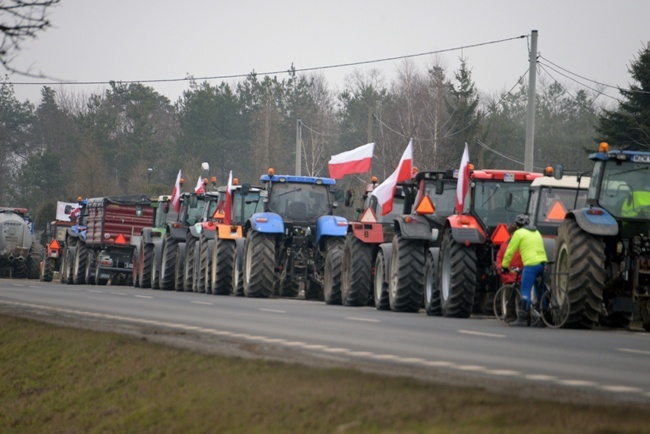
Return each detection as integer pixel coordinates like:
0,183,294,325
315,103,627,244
27,243,41,279
554,219,604,328
231,245,245,297
73,245,88,285
183,236,197,292
139,243,154,288
243,231,275,298
388,233,425,312
424,250,441,316
341,235,373,306
213,237,235,295
159,234,177,291
40,257,54,282
323,247,343,305
439,230,475,318
373,250,390,310
198,236,212,294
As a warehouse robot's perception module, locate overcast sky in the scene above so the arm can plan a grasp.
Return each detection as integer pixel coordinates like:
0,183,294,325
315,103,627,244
8,0,650,106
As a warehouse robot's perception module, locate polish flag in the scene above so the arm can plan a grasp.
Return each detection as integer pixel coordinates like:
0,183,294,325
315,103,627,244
455,143,471,214
171,170,182,213
223,171,234,225
371,139,413,216
195,176,205,194
328,142,374,179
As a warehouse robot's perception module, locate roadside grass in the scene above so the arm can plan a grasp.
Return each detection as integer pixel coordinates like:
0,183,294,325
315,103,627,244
0,315,648,434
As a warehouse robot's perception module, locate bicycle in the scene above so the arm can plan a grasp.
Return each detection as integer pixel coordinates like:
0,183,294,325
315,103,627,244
493,264,571,328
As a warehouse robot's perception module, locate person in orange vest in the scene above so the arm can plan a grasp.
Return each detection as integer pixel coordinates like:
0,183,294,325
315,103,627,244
496,223,523,285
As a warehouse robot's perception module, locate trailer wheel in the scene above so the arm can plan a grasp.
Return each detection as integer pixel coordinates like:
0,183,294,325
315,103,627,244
183,236,197,292
95,266,108,286
424,250,441,316
212,237,235,295
373,250,390,310
388,233,425,313
439,230,475,318
554,219,604,328
323,247,343,305
27,243,41,279
159,234,177,291
72,245,88,285
139,243,154,288
341,235,373,306
40,257,54,282
243,231,275,298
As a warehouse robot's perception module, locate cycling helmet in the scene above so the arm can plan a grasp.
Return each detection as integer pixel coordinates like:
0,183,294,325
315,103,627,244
515,214,529,227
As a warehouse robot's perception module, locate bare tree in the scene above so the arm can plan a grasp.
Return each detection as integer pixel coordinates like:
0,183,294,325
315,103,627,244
0,0,60,73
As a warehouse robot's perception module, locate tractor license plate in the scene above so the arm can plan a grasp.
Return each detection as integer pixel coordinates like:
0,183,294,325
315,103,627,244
100,273,111,279
504,173,515,182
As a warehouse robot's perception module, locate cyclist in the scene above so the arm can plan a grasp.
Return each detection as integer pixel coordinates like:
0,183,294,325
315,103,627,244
501,214,548,327
496,223,523,285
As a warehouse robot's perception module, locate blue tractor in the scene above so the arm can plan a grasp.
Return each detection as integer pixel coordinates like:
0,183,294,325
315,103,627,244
242,170,348,299
553,143,650,330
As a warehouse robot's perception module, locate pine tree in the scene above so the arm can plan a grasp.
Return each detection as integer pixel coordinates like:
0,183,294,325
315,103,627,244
597,47,650,150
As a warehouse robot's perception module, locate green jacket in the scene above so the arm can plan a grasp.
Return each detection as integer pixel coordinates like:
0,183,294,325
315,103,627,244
502,226,547,268
621,191,650,218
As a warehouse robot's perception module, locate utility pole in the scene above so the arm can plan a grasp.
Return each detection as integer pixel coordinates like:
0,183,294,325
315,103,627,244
295,118,302,176
524,30,538,172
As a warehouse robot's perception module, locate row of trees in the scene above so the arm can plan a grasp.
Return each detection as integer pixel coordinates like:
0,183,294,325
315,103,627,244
1,48,648,231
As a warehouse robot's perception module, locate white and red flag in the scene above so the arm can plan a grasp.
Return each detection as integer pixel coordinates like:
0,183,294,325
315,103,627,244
371,139,413,216
194,176,205,194
455,143,471,214
223,171,234,225
328,142,374,179
171,170,182,213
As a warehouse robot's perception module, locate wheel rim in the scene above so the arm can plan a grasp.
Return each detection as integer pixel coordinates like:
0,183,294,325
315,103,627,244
441,247,451,302
341,245,351,292
389,243,399,302
232,252,240,290
424,256,434,306
374,253,384,303
556,243,569,293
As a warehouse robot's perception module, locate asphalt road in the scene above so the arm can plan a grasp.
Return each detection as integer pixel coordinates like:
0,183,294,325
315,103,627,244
1,278,649,404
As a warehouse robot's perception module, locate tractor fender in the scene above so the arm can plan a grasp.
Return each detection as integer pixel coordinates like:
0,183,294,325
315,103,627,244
168,224,187,240
445,215,486,244
216,224,242,240
248,212,284,234
542,236,556,262
316,215,348,244
393,215,434,240
141,228,154,245
567,208,618,237
377,242,393,285
188,224,201,238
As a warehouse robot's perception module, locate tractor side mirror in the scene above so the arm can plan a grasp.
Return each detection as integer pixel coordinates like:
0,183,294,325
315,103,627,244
435,179,444,195
344,189,354,207
554,164,564,180
240,183,251,196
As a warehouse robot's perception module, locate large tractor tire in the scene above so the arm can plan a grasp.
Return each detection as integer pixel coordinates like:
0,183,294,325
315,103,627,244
212,237,235,295
231,242,245,297
159,234,177,291
84,252,95,285
323,247,343,305
439,230,476,318
183,236,197,292
373,250,390,310
424,250,441,316
139,242,154,288
198,235,212,294
72,245,88,285
243,231,275,298
388,233,425,313
27,243,41,279
60,238,76,284
554,219,604,329
341,234,374,307
132,247,140,287
40,257,54,282
151,249,160,290
174,243,186,292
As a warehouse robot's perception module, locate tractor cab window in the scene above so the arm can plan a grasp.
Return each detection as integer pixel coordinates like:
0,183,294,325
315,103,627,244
232,191,262,224
472,181,530,227
421,179,457,215
536,188,587,224
268,183,330,221
185,199,206,226
599,160,650,218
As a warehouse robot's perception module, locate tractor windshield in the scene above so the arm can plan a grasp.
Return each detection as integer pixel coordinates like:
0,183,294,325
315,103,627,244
268,183,330,221
421,179,457,216
534,187,587,226
596,160,650,219
471,180,531,228
232,191,262,224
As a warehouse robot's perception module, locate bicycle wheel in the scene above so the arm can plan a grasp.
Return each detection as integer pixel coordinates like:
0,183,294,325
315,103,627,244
493,284,519,324
541,287,570,328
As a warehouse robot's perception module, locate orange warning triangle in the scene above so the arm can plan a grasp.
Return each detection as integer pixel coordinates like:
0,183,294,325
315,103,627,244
115,234,127,245
547,201,567,220
49,240,60,249
359,208,378,223
415,196,435,215
491,223,510,245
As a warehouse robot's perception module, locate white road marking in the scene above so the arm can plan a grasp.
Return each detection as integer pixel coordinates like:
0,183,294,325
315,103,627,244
368,354,400,361
599,385,643,393
457,329,505,338
302,344,327,350
556,379,597,387
399,357,427,364
345,317,380,323
526,374,557,381
282,341,306,346
453,365,487,372
421,361,453,367
617,348,650,356
191,301,213,305
486,369,520,377
135,295,153,299
321,347,350,354
259,308,286,313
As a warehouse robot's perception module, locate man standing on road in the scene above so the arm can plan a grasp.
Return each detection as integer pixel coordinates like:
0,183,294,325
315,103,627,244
501,214,548,327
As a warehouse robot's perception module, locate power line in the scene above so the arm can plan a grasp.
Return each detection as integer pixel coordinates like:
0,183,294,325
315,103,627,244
8,34,527,87
537,64,606,115
538,61,622,103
